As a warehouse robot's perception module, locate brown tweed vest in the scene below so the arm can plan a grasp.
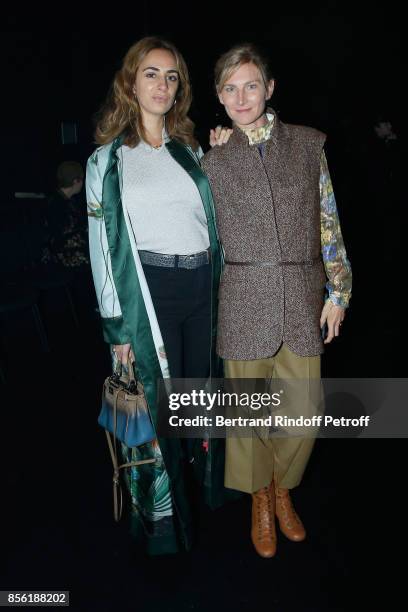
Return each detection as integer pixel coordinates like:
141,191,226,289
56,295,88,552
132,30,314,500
202,109,327,359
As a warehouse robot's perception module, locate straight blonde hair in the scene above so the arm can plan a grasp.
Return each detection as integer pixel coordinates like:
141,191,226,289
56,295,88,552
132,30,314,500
214,43,273,92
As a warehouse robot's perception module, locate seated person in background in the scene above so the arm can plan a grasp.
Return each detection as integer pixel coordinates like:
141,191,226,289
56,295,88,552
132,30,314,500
42,161,89,268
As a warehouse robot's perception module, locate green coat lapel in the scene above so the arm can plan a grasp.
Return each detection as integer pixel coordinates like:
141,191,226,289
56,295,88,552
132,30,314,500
165,140,236,509
165,139,223,374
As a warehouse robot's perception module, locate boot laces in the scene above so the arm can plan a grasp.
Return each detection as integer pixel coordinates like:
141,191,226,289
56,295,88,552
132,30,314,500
255,487,274,539
277,490,300,526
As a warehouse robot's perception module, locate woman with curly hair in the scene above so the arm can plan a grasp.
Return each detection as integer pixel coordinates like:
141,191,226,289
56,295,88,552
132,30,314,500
86,37,227,555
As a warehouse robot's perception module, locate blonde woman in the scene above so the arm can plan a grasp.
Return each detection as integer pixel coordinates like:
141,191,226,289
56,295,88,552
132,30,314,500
202,43,352,558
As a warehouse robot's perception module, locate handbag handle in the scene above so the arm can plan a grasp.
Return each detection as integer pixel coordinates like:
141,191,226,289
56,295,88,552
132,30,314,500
114,355,137,386
105,427,155,521
107,355,155,521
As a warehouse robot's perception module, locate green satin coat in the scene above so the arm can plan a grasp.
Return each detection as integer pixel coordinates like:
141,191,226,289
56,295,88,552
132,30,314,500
86,135,233,554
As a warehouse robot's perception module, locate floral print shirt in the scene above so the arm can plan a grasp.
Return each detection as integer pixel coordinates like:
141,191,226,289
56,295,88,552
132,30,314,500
320,152,352,308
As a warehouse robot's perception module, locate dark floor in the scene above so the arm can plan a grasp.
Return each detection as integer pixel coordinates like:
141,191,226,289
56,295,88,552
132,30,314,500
0,276,401,611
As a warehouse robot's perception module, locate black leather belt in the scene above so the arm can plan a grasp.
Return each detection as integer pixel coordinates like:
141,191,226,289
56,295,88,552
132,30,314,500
225,257,320,267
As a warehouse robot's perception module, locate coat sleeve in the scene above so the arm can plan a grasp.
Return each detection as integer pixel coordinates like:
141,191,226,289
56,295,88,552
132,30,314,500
86,149,132,345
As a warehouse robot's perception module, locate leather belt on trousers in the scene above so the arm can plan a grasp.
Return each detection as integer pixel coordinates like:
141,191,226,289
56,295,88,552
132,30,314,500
225,257,320,267
139,249,210,269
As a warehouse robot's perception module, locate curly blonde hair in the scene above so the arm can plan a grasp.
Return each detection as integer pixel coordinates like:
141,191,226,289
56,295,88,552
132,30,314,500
95,37,198,149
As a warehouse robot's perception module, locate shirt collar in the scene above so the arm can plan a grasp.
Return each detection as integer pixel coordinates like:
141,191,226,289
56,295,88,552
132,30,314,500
240,113,275,146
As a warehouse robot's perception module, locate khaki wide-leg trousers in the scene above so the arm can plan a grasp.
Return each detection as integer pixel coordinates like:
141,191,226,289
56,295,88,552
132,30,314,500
224,343,321,493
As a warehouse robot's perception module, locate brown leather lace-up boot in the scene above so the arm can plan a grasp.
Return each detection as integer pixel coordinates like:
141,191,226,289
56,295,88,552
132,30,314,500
251,484,277,558
275,486,306,542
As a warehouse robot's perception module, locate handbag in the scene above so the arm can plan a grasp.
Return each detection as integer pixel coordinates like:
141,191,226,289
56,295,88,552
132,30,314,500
99,357,155,447
98,357,156,521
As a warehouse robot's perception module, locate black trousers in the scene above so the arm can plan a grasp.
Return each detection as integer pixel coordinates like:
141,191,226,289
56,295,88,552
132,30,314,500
143,261,212,463
142,262,212,379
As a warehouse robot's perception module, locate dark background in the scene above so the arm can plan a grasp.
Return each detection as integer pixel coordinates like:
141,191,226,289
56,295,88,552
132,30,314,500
1,5,405,192
1,4,405,611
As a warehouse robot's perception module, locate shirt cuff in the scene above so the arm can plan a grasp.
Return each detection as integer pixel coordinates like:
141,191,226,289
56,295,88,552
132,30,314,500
326,294,350,309
100,316,131,345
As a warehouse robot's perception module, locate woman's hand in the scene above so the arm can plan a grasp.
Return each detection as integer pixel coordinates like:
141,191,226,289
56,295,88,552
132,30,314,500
320,301,345,344
209,125,233,148
113,343,134,365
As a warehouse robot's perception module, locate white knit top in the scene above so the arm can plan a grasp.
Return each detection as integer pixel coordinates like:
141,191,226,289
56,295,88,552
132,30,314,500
119,140,210,255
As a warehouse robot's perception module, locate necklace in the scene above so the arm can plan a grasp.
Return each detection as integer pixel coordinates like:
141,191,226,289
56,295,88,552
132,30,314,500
145,127,164,150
